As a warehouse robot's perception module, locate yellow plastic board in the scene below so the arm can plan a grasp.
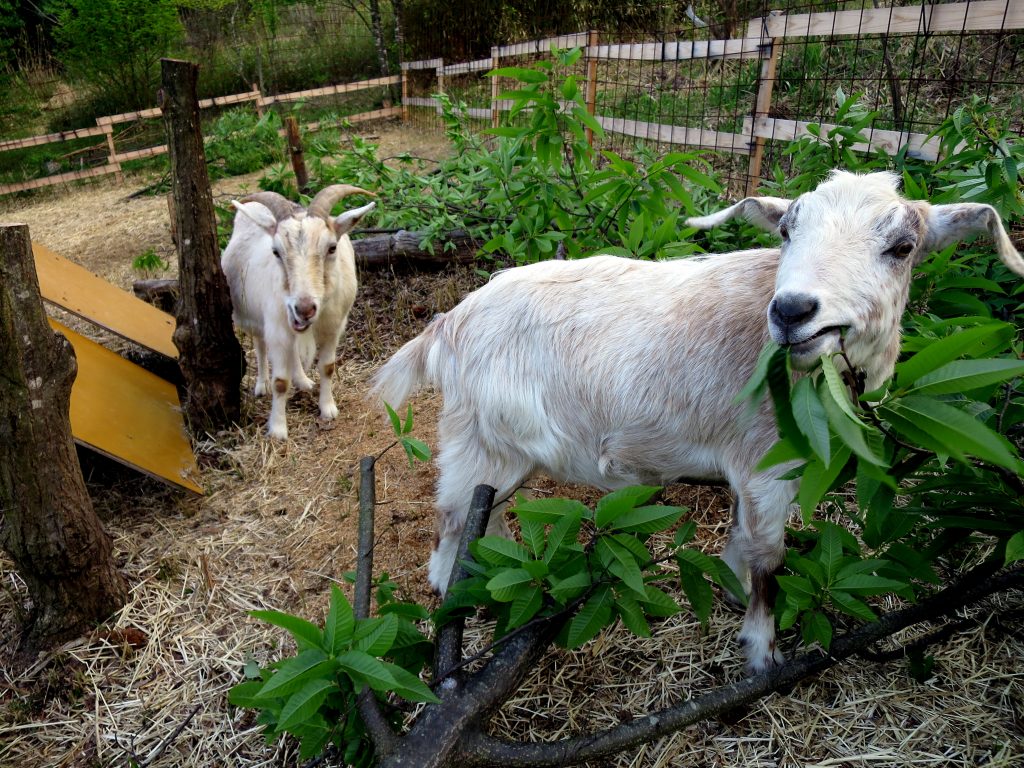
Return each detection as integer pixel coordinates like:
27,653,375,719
50,318,203,495
34,243,178,360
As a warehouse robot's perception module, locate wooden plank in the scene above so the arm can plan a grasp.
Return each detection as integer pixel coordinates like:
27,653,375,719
742,116,942,161
0,164,120,196
402,58,443,70
586,37,768,62
101,89,261,126
113,145,169,163
749,0,1024,39
0,125,108,153
442,58,493,75
597,115,751,155
49,318,202,495
293,107,403,134
497,32,589,58
746,23,781,196
33,242,178,360
268,75,401,105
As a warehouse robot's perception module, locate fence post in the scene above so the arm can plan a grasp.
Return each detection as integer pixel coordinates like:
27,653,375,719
401,64,409,122
284,116,309,193
490,46,501,128
584,29,600,146
251,82,264,117
745,11,783,196
436,59,445,115
98,117,123,184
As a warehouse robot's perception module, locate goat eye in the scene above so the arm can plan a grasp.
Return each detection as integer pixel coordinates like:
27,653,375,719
889,241,915,259
272,248,282,259
779,224,790,241
327,244,337,255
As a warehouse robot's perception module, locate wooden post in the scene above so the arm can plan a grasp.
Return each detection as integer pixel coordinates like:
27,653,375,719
159,58,243,433
746,12,783,196
435,60,445,114
284,116,309,193
401,66,409,122
490,46,501,128
0,223,127,658
251,82,264,116
584,29,600,146
98,118,123,184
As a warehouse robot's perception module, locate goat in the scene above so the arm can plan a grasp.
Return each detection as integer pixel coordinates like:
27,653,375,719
222,185,375,439
371,170,1024,672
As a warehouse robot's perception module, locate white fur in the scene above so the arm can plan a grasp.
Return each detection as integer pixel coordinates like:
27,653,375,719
222,188,374,439
371,171,1024,672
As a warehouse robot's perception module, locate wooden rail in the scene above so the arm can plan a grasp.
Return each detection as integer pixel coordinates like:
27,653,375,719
0,78,401,197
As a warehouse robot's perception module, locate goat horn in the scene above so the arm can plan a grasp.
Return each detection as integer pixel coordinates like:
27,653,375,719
239,191,304,222
308,184,376,221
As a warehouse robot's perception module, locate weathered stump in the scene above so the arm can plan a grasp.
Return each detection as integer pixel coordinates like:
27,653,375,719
160,57,243,433
0,223,127,657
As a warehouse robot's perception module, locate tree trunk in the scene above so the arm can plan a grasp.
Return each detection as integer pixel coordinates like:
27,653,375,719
0,224,127,657
369,0,392,106
160,58,243,434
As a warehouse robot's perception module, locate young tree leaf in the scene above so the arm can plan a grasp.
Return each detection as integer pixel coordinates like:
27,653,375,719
895,322,1015,387
597,538,646,598
380,661,440,704
610,504,687,534
818,378,886,466
907,358,1024,396
336,650,396,692
566,585,614,648
507,586,543,627
250,610,324,652
829,590,877,622
485,568,535,602
472,536,533,566
792,376,831,465
256,650,331,699
353,614,399,656
277,678,337,732
801,611,833,650
1005,531,1024,565
614,591,652,637
595,486,661,528
323,585,355,656
548,571,591,604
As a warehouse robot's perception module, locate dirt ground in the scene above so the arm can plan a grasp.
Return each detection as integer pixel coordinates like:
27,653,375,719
1,120,1022,768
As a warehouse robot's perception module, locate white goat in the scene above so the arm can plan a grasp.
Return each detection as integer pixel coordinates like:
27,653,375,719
222,185,375,439
371,171,1024,672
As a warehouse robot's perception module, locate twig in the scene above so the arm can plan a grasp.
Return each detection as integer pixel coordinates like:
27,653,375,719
138,703,202,767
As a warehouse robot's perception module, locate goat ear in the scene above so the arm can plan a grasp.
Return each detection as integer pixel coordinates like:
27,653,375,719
231,200,277,235
685,196,791,233
920,203,1024,276
333,201,376,237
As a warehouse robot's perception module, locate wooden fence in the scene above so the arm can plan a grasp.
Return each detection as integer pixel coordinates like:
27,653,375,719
0,79,401,196
400,0,1024,194
3,0,1022,197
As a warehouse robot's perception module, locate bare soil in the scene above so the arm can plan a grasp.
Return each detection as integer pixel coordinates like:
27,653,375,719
1,120,1022,768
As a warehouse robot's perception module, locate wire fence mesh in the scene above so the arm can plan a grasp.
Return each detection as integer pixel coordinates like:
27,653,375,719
1,1,1022,195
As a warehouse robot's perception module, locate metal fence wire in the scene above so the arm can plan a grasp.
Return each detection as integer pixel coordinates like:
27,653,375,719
0,1,1022,196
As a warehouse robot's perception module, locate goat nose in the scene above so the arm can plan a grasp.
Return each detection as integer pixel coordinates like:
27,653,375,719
770,293,819,327
296,297,317,320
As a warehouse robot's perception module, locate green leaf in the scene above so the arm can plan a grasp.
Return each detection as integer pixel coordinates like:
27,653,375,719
277,678,337,732
736,342,780,406
614,591,651,637
595,486,661,528
832,574,907,595
572,105,604,140
486,568,535,602
402,403,414,434
907,358,1024,395
895,322,1015,387
802,611,833,650
257,650,331,699
818,378,886,466
819,523,844,581
353,614,399,656
544,512,583,564
755,437,806,471
638,585,680,617
882,395,1023,472
488,66,548,83
792,376,831,465
597,538,646,597
678,565,714,628
519,517,546,556
250,610,323,652
507,586,543,627
336,650,396,692
515,497,589,524
548,571,591,604
776,574,816,604
384,402,402,436
566,585,614,648
819,356,860,422
829,590,877,622
1005,531,1024,565
323,585,355,655
610,504,687,534
472,536,532,566
228,679,265,709
798,445,851,523
380,662,439,704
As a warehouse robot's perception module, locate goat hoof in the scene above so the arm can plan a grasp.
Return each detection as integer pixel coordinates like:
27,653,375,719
319,403,339,421
266,424,288,440
254,380,269,397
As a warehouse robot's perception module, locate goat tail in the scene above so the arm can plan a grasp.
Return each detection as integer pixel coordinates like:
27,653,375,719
369,319,444,409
